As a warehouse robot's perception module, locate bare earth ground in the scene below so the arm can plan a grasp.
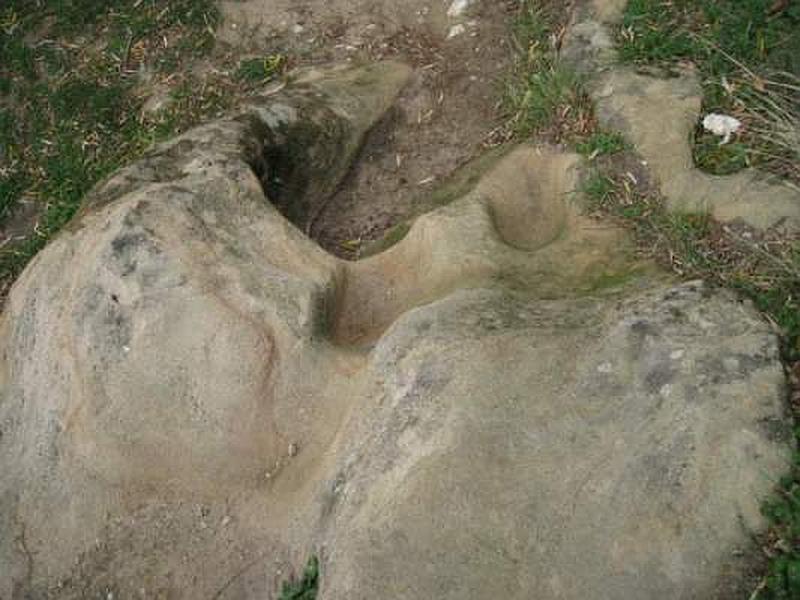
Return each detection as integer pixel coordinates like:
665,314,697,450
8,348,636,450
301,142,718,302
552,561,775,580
217,0,517,258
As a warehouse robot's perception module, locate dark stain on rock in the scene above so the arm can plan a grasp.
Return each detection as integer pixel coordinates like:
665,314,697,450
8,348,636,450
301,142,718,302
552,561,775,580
644,361,676,394
668,306,685,320
637,432,695,496
110,232,162,278
697,352,776,385
320,472,348,519
628,319,658,348
111,232,148,256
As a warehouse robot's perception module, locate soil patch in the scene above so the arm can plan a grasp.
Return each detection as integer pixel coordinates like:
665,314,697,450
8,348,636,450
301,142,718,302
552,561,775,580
218,0,518,258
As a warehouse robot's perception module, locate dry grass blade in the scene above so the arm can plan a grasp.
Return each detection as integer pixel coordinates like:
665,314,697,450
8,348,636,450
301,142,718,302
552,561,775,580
735,75,800,184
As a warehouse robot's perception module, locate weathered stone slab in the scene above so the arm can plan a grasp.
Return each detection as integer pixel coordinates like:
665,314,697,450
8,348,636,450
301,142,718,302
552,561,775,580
0,61,791,599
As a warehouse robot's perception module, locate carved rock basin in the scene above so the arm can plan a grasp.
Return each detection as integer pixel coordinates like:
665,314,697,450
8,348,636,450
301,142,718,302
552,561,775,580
0,63,791,599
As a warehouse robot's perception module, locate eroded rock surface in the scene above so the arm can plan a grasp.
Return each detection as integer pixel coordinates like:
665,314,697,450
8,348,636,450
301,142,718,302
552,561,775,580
0,62,792,599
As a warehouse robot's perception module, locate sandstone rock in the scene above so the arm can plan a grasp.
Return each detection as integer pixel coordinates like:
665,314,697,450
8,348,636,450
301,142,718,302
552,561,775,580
0,61,792,599
0,60,412,599
322,281,790,600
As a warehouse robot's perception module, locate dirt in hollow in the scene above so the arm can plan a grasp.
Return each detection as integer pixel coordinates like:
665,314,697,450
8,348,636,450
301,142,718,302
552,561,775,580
218,0,519,258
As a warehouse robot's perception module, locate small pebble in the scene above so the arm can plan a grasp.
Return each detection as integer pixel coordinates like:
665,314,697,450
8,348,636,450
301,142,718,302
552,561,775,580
447,24,466,39
448,0,475,18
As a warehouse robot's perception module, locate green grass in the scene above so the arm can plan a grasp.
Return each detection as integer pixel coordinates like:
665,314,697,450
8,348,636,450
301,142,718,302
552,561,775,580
692,130,750,175
582,172,615,203
760,455,800,599
585,160,799,340
237,54,287,84
618,0,800,76
279,556,319,600
506,66,582,136
576,131,629,158
0,0,233,295
504,0,590,140
617,0,800,180
584,168,716,274
616,0,697,64
1,0,220,36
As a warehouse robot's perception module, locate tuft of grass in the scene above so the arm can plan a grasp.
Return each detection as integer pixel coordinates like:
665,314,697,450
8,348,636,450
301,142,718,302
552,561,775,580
587,159,797,288
576,131,629,158
504,0,592,141
582,172,615,204
584,167,720,274
692,130,750,175
760,448,800,599
279,556,319,600
237,54,287,84
733,72,800,185
506,66,583,137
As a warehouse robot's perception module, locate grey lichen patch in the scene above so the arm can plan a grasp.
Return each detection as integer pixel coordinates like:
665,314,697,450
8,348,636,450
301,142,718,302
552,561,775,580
696,353,781,386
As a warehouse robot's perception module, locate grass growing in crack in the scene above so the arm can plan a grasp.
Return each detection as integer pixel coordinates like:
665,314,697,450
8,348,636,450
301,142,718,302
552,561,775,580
760,457,800,599
616,0,800,183
576,131,629,159
237,54,287,84
0,0,258,297
279,556,319,600
504,0,592,141
584,161,799,341
692,132,750,175
582,172,615,203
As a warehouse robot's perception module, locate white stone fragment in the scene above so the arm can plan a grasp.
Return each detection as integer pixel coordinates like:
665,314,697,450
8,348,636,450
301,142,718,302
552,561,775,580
447,0,475,18
447,24,466,39
702,113,742,145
